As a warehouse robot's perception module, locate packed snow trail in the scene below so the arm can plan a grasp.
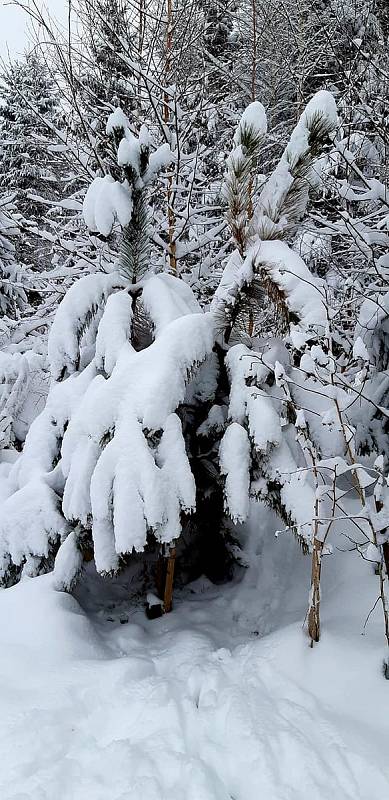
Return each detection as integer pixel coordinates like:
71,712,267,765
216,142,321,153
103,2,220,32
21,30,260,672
0,539,388,800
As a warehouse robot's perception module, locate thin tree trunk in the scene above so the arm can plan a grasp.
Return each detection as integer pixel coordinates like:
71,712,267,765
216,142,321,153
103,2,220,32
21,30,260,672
308,535,323,643
247,0,257,219
155,548,166,599
163,546,176,613
374,499,389,647
163,0,177,272
378,560,389,648
375,498,389,577
138,0,145,112
306,450,323,644
383,543,389,580
251,0,257,102
155,544,176,613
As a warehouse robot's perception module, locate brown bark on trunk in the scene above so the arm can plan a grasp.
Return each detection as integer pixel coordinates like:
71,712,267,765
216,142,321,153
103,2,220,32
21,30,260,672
155,545,176,614
163,546,176,613
308,537,323,643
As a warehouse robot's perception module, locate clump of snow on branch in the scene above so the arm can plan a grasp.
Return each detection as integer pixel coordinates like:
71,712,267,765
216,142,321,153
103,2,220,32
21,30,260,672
213,240,327,339
52,529,83,592
219,422,250,523
95,290,134,375
256,90,338,238
48,272,125,380
233,101,268,145
83,175,133,237
0,350,46,450
141,272,201,334
0,480,69,584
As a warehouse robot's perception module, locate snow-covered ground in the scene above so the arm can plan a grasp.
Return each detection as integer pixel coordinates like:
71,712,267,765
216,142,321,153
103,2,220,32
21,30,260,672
0,510,388,800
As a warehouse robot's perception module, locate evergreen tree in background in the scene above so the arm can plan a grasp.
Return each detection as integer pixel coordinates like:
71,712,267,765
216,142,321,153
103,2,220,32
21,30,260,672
0,51,63,270
0,193,28,318
75,0,139,170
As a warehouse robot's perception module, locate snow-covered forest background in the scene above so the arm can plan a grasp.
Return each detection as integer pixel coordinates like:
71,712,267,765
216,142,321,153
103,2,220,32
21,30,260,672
0,1,388,798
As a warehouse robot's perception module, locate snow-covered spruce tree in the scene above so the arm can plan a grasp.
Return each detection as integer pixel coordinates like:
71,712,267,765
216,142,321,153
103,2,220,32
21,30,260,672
0,194,47,454
0,92,363,634
0,51,63,270
298,0,389,282
81,0,137,110
0,194,28,318
0,43,102,456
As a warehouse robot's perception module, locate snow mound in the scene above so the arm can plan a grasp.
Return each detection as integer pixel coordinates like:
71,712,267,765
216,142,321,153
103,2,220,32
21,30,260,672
0,573,104,661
